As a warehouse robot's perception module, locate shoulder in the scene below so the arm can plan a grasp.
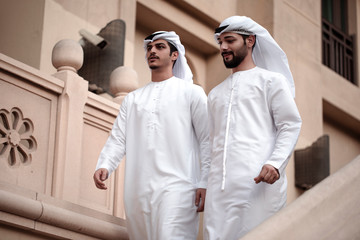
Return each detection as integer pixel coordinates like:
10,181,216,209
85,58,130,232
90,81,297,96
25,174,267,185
172,77,206,95
171,76,193,86
255,67,286,81
127,81,153,96
188,84,207,103
121,82,148,104
253,68,294,100
254,67,289,90
190,83,206,95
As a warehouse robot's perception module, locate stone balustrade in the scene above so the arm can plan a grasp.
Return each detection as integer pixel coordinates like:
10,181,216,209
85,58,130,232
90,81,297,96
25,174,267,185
0,39,139,239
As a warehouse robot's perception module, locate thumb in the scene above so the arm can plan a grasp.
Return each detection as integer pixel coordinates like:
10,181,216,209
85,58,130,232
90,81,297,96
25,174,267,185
195,190,200,206
254,173,263,184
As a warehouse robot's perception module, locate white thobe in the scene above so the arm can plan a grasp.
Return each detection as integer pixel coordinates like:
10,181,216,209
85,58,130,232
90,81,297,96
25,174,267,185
96,76,211,240
204,67,302,240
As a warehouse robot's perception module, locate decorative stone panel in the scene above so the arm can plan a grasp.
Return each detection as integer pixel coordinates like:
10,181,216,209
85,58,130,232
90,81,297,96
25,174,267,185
0,107,37,167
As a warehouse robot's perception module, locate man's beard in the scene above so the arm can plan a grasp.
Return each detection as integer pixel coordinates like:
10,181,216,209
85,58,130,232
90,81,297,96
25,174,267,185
149,65,159,70
222,52,245,68
222,44,248,68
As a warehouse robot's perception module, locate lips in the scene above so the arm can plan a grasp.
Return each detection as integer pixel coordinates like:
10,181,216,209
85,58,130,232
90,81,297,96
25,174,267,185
222,52,233,61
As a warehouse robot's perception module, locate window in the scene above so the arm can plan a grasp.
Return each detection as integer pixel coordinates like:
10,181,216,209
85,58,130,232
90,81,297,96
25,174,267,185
322,0,355,84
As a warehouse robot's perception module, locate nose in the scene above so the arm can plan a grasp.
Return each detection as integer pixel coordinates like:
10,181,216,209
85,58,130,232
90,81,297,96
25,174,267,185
147,45,156,54
220,42,228,52
147,48,156,59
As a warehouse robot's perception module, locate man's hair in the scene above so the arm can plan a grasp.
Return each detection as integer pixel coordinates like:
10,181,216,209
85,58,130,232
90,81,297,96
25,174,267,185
167,42,178,67
168,42,178,55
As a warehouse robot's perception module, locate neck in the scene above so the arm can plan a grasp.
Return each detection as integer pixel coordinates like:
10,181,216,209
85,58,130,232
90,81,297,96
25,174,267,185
232,52,256,73
151,68,174,82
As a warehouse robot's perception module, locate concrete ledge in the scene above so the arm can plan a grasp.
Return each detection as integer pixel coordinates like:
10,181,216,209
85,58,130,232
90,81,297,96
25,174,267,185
0,187,128,240
241,155,360,240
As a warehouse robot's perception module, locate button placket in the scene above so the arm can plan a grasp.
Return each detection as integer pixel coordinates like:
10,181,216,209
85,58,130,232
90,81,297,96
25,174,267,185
149,83,161,131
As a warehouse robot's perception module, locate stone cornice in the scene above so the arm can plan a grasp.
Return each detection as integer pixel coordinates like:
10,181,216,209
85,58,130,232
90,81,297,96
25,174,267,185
0,187,128,240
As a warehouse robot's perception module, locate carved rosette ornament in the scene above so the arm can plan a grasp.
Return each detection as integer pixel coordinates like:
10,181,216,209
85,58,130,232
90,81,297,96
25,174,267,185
0,108,37,167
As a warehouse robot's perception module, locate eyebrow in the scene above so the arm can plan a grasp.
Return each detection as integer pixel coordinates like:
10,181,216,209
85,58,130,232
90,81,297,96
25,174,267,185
223,35,237,39
148,42,166,46
217,35,237,42
147,42,167,48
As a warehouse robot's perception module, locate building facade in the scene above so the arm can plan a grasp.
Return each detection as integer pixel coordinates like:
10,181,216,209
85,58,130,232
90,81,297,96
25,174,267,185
0,0,359,239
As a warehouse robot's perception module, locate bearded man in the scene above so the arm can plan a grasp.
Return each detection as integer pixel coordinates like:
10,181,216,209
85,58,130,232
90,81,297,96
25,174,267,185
203,16,302,240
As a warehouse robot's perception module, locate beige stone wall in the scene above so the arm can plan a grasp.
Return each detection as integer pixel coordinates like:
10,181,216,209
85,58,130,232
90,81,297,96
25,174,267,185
1,0,360,238
272,0,360,202
272,0,323,202
182,0,238,23
133,29,151,87
0,0,45,69
323,120,360,173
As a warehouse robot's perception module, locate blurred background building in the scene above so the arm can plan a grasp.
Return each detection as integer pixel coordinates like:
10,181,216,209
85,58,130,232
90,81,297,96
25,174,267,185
0,0,359,239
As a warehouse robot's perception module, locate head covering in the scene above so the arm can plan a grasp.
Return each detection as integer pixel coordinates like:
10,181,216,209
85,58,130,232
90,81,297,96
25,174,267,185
144,31,193,83
215,16,295,97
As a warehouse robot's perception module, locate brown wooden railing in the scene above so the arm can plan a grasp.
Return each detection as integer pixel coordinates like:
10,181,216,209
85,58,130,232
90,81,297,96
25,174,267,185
322,18,355,84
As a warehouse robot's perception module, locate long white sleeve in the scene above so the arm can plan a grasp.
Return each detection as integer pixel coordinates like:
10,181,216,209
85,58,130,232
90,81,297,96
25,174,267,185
95,96,128,176
191,85,211,188
265,75,302,174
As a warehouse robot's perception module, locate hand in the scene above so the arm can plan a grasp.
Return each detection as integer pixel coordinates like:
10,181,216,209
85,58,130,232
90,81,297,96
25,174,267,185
93,168,109,190
254,164,280,184
195,188,206,212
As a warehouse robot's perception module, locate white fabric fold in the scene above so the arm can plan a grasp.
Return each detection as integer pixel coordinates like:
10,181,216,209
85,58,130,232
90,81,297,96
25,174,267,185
221,75,235,191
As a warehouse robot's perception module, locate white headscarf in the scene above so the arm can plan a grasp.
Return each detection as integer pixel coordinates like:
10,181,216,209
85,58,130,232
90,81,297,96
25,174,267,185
215,16,295,97
144,31,193,83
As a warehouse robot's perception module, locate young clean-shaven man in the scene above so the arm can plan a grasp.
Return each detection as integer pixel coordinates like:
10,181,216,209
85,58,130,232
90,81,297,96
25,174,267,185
94,31,211,240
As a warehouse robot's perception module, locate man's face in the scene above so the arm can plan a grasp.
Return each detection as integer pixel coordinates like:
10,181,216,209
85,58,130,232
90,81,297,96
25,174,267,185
146,39,177,70
217,32,248,68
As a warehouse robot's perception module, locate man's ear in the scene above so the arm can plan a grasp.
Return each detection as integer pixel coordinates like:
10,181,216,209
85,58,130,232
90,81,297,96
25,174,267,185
171,51,179,61
247,35,256,48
